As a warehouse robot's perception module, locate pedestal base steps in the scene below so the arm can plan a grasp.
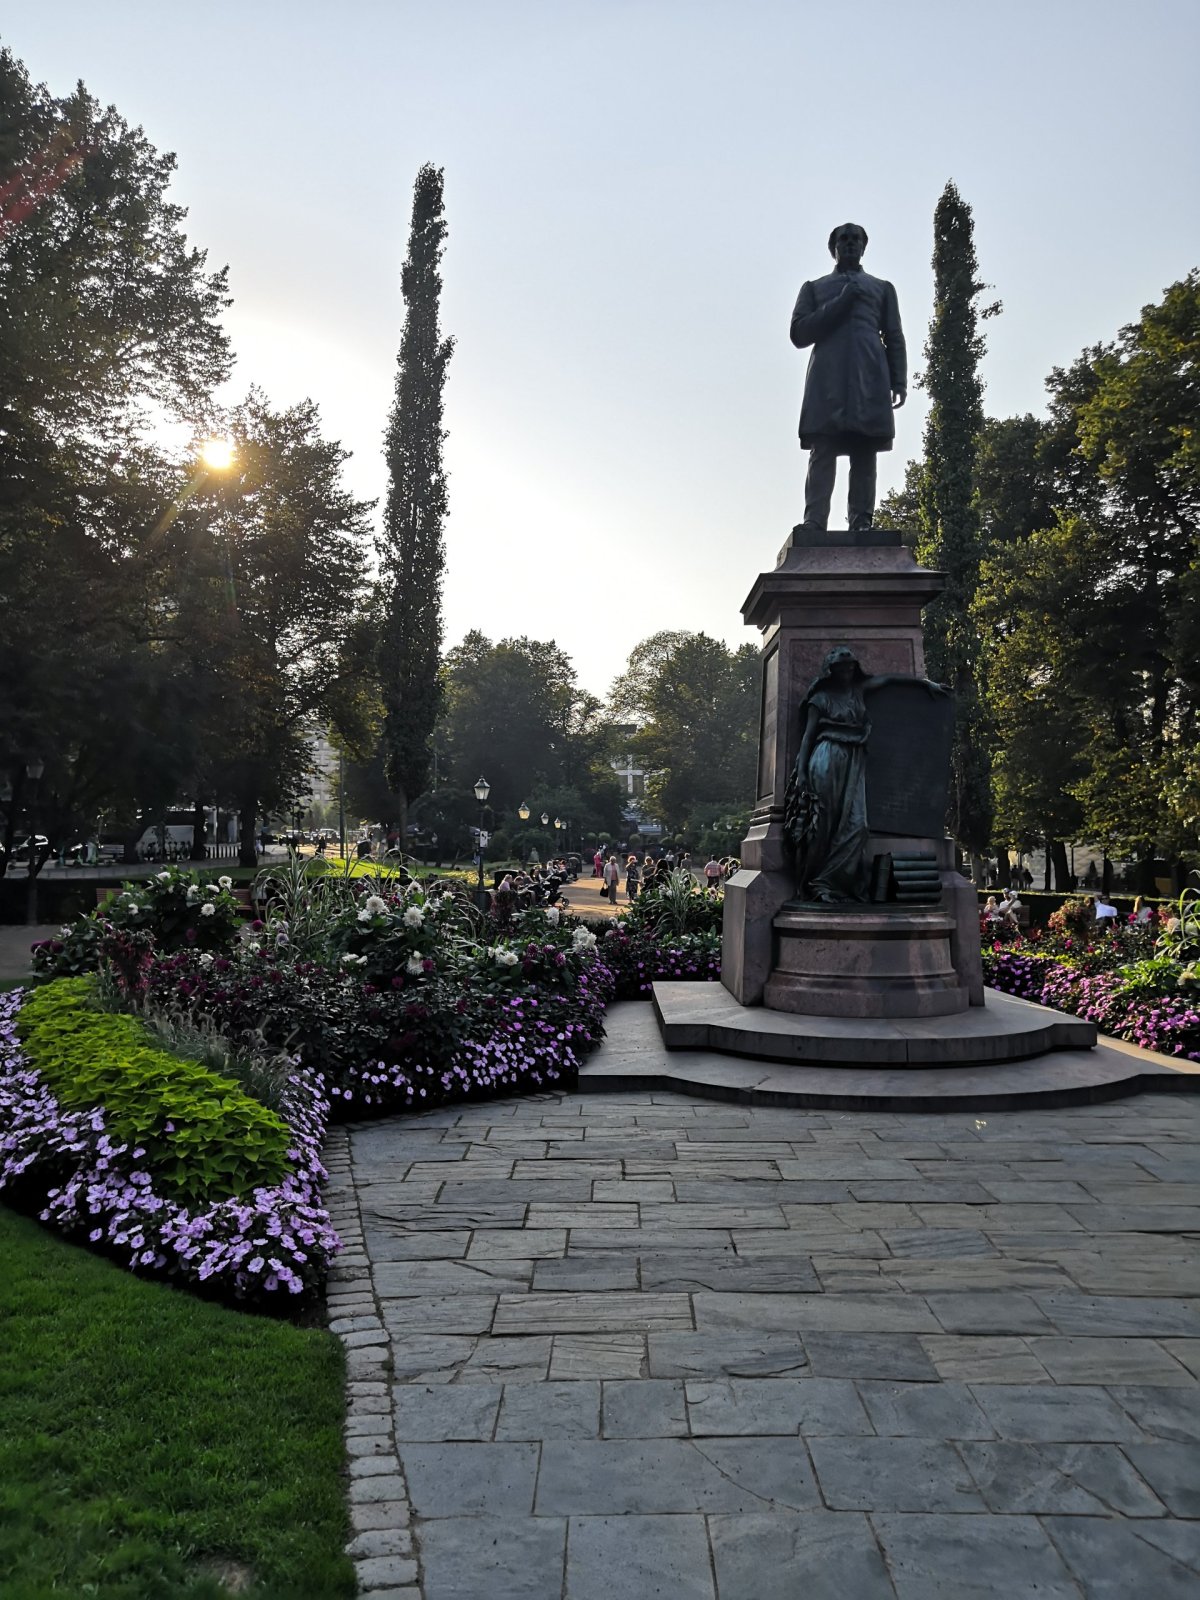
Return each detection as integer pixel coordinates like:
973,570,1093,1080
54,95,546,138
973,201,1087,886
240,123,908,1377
576,994,1200,1111
655,982,1093,1066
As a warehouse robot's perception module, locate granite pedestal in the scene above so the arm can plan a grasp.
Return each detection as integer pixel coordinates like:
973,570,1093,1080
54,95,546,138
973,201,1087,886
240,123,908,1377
720,527,981,1018
764,903,966,1018
658,525,1085,1080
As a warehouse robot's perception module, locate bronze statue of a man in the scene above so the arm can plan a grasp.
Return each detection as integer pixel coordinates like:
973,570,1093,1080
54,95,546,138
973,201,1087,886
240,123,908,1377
791,223,907,532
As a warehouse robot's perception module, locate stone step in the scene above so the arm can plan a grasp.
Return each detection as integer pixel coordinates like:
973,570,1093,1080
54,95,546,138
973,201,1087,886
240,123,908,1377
651,983,1096,1067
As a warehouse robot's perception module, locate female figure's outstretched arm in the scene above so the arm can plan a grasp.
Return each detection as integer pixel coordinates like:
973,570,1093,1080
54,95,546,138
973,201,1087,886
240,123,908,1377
862,672,951,697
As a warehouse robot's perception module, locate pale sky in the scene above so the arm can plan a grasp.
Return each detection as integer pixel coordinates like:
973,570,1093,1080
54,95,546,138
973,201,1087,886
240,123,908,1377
7,2,1199,696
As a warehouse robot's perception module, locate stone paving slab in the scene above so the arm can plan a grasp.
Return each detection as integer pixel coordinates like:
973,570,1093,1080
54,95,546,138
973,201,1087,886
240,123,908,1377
332,1081,1200,1597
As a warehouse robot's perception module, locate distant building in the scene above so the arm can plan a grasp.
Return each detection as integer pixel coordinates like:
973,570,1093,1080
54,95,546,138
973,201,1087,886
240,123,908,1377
610,733,662,839
306,730,340,820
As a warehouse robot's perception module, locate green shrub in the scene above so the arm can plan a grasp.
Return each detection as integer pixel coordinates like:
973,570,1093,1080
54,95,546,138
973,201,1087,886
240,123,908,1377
16,979,292,1203
622,870,724,939
30,918,107,981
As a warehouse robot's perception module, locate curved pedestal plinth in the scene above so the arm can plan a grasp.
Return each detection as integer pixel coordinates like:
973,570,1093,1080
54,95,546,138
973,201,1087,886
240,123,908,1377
764,903,969,1019
653,982,1095,1066
587,993,1199,1110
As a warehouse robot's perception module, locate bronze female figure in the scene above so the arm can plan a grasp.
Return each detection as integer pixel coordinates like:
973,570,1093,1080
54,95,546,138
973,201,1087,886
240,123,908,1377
784,647,949,903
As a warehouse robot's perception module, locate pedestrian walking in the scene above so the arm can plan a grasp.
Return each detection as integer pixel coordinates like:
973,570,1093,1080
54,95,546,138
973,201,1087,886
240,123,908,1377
704,855,722,890
603,854,620,904
625,854,641,900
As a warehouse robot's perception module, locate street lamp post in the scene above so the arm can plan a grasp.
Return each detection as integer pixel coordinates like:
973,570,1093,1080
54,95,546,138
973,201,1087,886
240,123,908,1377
474,776,491,908
25,756,44,927
554,817,563,862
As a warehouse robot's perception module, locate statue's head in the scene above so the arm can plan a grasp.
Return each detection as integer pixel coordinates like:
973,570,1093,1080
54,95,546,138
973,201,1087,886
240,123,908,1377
821,645,863,685
827,223,868,266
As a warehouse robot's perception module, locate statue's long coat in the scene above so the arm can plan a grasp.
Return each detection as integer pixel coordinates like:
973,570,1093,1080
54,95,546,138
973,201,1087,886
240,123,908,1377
790,268,906,452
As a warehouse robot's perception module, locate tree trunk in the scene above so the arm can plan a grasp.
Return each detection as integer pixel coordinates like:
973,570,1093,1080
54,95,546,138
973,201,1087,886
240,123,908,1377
1042,836,1054,891
189,796,208,861
0,768,23,880
1101,853,1114,896
1050,839,1070,891
26,839,52,925
1135,851,1157,896
997,852,1012,890
970,852,987,887
238,794,258,868
1171,857,1187,896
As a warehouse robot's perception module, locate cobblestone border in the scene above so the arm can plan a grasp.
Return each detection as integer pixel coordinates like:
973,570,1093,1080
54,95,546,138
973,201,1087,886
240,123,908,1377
323,1126,422,1598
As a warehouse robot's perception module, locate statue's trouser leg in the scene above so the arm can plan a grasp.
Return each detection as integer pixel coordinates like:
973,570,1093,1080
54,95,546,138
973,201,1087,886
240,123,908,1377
847,446,877,527
803,440,837,529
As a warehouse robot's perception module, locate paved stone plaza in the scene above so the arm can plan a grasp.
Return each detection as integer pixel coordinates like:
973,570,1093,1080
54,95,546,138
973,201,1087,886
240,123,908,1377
325,1003,1200,1599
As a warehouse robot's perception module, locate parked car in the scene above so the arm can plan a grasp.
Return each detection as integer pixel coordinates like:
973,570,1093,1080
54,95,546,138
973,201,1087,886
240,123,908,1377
2,834,50,864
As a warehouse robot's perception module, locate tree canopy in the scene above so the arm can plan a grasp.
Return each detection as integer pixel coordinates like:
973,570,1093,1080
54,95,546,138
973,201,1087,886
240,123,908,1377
975,271,1200,886
609,630,759,838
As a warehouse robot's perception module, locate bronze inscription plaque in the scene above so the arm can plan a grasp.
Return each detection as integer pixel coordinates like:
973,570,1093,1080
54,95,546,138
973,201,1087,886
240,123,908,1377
865,682,955,836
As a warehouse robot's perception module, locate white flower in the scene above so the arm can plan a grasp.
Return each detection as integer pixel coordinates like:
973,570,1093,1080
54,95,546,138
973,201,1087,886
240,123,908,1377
545,907,560,926
248,941,261,954
128,905,139,918
406,953,424,975
494,948,519,968
572,927,597,952
342,953,368,967
365,895,387,916
198,953,214,968
402,905,424,929
357,908,371,922
200,903,216,917
156,871,170,882
59,925,72,937
218,875,232,890
186,885,200,902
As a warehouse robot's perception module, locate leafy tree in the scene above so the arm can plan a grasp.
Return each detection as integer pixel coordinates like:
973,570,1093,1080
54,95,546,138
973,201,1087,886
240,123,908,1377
916,181,999,857
609,631,759,836
1058,273,1200,881
974,415,1058,547
975,272,1200,887
875,456,924,533
173,393,375,863
437,633,622,836
0,45,230,873
976,518,1096,887
377,163,454,839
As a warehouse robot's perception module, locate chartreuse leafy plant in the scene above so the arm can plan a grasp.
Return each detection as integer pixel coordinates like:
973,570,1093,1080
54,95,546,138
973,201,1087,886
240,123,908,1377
16,978,291,1203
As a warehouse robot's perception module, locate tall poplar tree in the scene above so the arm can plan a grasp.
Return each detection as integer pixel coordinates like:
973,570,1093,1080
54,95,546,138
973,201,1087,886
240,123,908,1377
378,164,454,837
917,181,998,859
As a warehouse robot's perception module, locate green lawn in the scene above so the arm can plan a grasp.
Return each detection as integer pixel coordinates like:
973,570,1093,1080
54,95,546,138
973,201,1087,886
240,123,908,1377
0,1207,354,1599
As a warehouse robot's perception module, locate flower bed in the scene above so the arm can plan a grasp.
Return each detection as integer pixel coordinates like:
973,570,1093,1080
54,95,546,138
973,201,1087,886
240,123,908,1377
0,986,340,1301
601,870,723,998
983,929,1200,1063
7,866,725,1300
600,924,722,998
